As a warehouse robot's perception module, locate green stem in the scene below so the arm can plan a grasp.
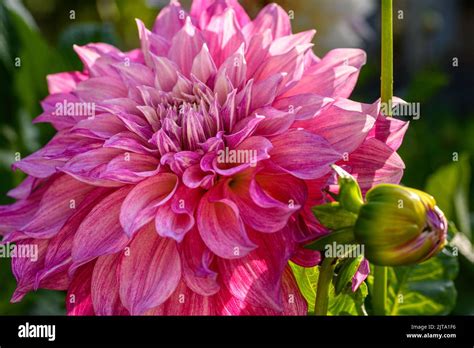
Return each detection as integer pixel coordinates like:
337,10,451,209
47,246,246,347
381,0,393,112
314,257,335,316
373,265,387,315
373,0,393,316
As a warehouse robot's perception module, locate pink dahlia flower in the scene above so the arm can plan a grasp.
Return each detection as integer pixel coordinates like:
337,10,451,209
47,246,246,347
0,0,408,315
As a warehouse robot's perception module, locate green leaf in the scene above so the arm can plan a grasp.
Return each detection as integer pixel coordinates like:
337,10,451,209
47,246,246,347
425,155,471,239
290,261,368,316
367,247,459,315
304,227,355,251
334,255,364,295
312,202,358,230
332,165,364,213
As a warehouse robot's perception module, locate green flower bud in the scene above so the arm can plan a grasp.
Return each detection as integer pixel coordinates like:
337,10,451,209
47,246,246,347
354,184,448,266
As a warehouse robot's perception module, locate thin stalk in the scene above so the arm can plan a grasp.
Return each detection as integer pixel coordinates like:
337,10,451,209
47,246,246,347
314,257,335,316
373,0,394,316
381,0,393,111
373,265,387,315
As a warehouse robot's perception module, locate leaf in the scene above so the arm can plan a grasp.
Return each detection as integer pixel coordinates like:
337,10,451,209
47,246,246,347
334,255,364,294
312,202,358,230
290,261,368,316
304,227,355,251
425,154,471,239
367,246,459,315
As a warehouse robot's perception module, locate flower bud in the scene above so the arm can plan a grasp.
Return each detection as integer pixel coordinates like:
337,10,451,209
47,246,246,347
354,184,447,266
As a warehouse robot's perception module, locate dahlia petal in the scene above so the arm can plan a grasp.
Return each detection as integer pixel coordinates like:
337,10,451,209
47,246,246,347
73,44,121,78
12,154,64,178
60,148,126,187
273,93,333,120
252,107,295,137
250,73,284,111
71,113,127,140
47,71,87,94
368,101,409,151
192,0,250,28
280,266,308,315
113,62,155,88
179,227,220,296
119,173,178,237
155,203,194,242
352,258,370,292
245,30,271,79
182,163,214,189
225,172,303,233
168,17,205,77
150,55,179,92
295,98,378,154
246,3,291,39
70,186,133,272
344,137,405,191
290,247,321,268
101,157,160,184
115,112,154,140
269,30,316,56
7,176,39,200
104,131,157,155
11,239,49,302
217,44,246,89
223,116,263,148
152,0,186,40
75,76,127,102
38,187,112,288
197,191,256,259
66,261,96,315
21,174,94,239
155,281,217,315
213,136,273,176
0,185,46,235
92,254,129,315
255,44,313,84
136,19,170,66
218,230,292,311
203,8,245,67
34,93,87,130
283,48,367,99
119,223,181,315
191,44,217,83
269,129,341,180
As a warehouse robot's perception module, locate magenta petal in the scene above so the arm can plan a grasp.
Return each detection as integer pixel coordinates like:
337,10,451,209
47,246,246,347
197,189,256,259
66,262,95,315
269,129,341,179
247,3,291,39
203,8,245,67
152,0,186,39
47,71,86,94
218,230,291,311
168,18,205,77
119,173,178,237
22,175,94,239
283,48,366,98
11,239,49,302
296,98,378,154
92,254,129,315
71,186,133,273
38,187,112,287
352,258,370,292
343,137,405,191
119,223,181,315
155,203,194,242
179,227,220,296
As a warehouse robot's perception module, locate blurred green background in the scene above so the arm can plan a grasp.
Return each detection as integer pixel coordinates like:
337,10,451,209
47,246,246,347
0,0,472,315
